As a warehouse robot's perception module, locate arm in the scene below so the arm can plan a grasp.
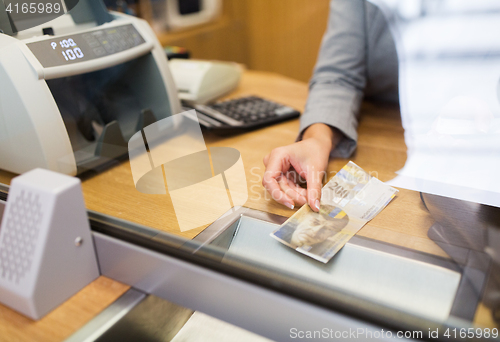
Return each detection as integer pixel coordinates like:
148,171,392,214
263,0,368,212
300,0,367,158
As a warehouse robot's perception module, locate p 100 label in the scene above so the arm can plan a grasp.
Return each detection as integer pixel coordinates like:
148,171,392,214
26,24,146,68
50,39,85,61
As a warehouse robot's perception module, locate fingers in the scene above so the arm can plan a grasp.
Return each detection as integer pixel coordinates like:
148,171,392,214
262,149,295,209
263,176,295,209
263,153,270,166
278,176,307,207
306,166,324,212
285,172,307,198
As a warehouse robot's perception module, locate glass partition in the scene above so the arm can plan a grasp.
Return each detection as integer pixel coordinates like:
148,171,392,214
0,0,499,340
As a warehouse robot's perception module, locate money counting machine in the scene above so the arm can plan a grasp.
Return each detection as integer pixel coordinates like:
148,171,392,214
0,0,182,176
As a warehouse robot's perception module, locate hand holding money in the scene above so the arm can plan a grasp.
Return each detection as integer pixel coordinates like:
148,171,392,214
271,162,398,263
262,124,343,211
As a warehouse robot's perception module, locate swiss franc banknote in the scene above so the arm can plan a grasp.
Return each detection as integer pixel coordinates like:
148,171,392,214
271,162,398,263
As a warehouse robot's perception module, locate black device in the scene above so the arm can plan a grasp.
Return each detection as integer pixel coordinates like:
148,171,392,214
189,96,300,134
178,0,201,15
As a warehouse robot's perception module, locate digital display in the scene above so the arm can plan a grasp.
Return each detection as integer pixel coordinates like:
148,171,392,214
51,38,85,61
27,24,146,68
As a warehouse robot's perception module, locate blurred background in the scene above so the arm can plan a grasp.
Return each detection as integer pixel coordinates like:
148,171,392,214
103,0,331,83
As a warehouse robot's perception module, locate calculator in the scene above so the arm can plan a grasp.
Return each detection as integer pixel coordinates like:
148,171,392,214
189,96,300,133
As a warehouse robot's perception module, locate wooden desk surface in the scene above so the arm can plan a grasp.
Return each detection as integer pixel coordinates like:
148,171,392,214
0,71,422,246
0,277,129,342
0,71,437,254
0,70,495,337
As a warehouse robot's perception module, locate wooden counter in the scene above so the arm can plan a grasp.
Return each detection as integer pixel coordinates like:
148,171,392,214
0,71,435,254
0,71,420,243
0,277,129,342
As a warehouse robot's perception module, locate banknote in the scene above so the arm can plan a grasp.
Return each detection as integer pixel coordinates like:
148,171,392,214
271,161,398,263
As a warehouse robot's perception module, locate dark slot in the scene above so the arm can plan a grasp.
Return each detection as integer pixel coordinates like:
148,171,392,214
178,0,201,15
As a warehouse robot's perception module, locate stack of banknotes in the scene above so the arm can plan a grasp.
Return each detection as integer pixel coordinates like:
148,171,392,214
271,162,398,263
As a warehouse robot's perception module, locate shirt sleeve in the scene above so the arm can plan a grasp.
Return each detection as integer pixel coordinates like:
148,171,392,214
298,0,367,158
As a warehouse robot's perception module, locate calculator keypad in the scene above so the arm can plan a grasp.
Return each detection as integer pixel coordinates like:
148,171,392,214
192,96,300,131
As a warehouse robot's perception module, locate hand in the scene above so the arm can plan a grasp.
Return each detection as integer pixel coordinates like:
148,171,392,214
263,124,342,212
